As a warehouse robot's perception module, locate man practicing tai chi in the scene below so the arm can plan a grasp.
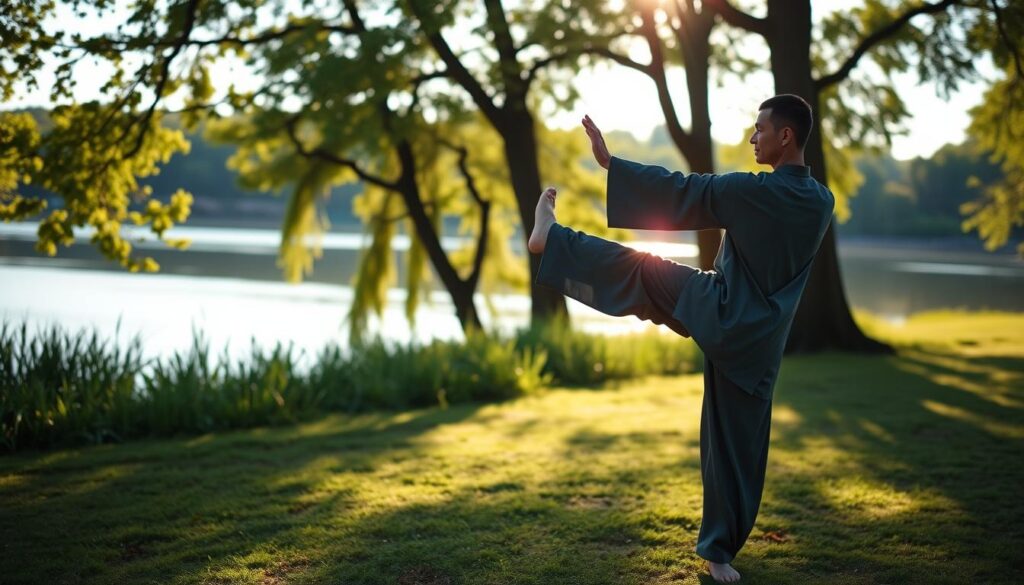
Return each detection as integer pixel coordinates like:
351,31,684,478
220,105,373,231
527,94,834,583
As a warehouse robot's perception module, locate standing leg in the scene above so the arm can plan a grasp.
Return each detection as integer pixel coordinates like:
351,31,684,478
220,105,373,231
696,356,773,572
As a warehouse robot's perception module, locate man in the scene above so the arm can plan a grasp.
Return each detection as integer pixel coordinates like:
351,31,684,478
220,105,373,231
527,94,834,583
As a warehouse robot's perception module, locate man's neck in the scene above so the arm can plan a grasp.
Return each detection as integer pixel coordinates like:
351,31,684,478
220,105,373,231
771,152,806,171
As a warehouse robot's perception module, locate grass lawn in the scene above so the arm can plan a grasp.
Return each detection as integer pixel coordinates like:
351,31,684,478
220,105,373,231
2,311,1023,584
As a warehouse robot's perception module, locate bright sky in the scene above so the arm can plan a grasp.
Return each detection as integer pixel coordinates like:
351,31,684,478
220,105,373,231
8,0,992,162
545,0,993,160
548,61,990,161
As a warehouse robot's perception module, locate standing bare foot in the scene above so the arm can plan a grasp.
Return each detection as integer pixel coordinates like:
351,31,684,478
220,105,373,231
707,561,741,583
527,187,557,254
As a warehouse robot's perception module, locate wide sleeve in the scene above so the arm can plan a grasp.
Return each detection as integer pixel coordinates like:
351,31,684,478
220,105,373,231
606,156,748,231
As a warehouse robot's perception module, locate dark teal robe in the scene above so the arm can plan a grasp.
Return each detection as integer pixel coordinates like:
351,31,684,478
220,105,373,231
606,156,835,400
533,156,836,563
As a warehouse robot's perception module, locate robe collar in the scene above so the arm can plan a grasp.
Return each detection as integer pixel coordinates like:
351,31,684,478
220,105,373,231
774,164,811,177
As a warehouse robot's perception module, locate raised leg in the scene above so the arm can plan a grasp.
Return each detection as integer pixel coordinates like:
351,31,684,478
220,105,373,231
534,222,696,337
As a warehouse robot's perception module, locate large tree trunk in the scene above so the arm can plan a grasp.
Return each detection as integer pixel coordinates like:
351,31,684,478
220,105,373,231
686,38,723,271
686,65,722,271
662,4,722,270
501,110,569,325
766,0,891,354
686,140,722,270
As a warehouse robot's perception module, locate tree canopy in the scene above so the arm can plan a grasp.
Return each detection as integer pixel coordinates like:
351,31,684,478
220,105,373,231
0,0,626,338
2,0,1021,345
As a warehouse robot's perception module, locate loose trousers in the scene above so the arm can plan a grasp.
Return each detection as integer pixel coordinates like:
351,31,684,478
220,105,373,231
535,224,773,563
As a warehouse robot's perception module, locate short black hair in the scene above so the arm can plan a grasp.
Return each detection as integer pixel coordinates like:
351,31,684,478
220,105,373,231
758,94,813,149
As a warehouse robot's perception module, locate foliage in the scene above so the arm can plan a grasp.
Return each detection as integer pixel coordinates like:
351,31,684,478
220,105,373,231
8,111,361,225
0,0,207,271
962,73,1024,255
0,106,194,271
516,316,701,386
813,0,988,148
837,142,1006,237
810,1,979,220
0,318,701,452
811,0,1023,240
1,0,642,331
0,113,46,220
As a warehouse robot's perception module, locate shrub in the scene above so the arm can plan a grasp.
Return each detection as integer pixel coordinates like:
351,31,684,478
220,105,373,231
515,317,701,385
1,318,697,452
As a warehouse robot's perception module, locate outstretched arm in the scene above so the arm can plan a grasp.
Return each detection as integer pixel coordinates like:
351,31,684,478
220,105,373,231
582,115,738,231
606,158,728,231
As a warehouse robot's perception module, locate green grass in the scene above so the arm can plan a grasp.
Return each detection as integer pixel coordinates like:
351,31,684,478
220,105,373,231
2,311,1023,584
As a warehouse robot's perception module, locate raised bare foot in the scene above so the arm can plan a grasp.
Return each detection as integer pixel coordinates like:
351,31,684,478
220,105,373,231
527,187,557,254
707,561,741,583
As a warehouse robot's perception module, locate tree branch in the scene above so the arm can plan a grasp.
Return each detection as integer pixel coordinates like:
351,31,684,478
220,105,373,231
523,50,573,86
438,138,490,290
122,0,202,161
704,0,768,36
409,69,451,109
989,0,1024,82
638,5,693,158
94,62,149,139
62,22,357,54
522,40,650,84
406,1,504,127
482,0,524,97
284,116,400,191
163,85,271,115
591,45,652,75
815,0,961,90
342,0,368,32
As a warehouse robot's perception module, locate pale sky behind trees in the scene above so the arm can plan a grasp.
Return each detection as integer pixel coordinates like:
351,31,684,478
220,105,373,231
551,56,988,161
7,0,994,162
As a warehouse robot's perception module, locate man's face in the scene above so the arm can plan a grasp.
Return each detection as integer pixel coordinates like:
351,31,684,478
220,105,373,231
749,109,783,166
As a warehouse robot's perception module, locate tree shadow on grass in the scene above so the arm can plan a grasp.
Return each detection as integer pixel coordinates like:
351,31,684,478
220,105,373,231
3,346,1022,584
0,403,492,585
759,345,1024,584
1,387,717,584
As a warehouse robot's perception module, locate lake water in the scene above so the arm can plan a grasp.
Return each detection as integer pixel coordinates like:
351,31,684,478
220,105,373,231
2,223,1022,365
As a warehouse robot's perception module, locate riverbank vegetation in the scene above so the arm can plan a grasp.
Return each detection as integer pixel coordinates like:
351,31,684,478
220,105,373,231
0,319,700,452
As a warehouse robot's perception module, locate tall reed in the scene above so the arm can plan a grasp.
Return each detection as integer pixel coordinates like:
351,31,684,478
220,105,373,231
1,318,698,452
0,321,143,450
515,317,701,385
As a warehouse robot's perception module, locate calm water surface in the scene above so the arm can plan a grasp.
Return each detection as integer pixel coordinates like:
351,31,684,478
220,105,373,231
2,224,1022,364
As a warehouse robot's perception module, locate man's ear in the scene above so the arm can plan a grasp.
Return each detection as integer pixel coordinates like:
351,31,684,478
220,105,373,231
781,127,793,147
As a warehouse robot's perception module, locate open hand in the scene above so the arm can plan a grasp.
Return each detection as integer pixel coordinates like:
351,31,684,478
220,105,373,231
582,114,611,170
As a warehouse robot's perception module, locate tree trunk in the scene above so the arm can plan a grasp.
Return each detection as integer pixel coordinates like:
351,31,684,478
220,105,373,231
685,68,722,271
452,287,482,333
501,109,569,325
672,7,722,270
685,135,722,270
395,142,485,334
766,0,891,354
